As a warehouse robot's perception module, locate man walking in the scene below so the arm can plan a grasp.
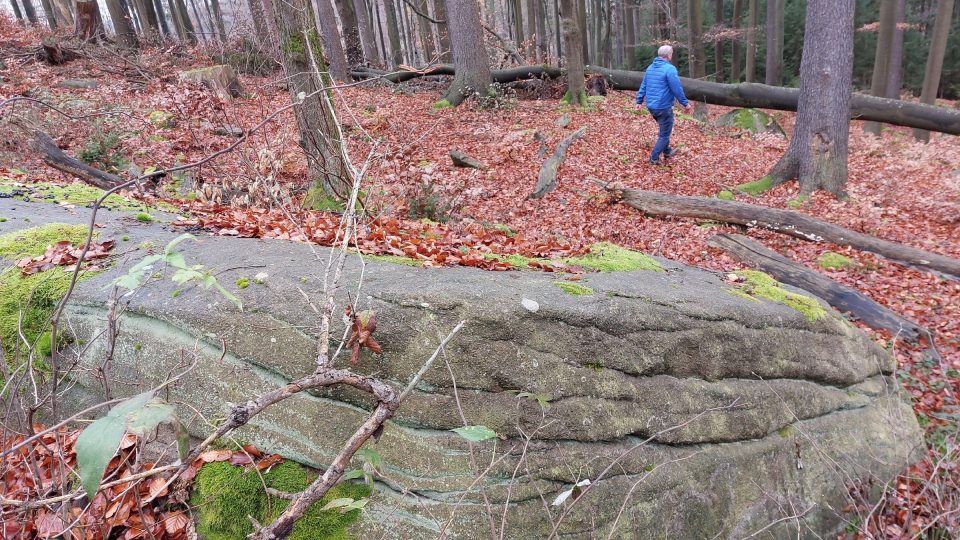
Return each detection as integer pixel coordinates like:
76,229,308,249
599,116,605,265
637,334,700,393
635,45,693,165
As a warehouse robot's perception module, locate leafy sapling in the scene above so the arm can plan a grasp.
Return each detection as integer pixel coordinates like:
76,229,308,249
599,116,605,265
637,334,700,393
113,233,242,309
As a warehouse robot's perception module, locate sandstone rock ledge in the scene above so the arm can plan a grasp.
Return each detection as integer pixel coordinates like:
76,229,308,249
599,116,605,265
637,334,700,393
0,200,919,539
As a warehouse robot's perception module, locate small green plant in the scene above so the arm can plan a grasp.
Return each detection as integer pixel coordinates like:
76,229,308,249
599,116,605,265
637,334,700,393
236,277,250,289
734,176,775,196
114,234,242,309
716,190,735,201
135,213,153,223
121,235,129,241
405,181,458,223
728,270,826,322
817,251,855,270
79,129,127,174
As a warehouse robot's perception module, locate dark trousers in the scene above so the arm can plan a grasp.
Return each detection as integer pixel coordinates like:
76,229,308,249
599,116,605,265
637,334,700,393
648,107,674,163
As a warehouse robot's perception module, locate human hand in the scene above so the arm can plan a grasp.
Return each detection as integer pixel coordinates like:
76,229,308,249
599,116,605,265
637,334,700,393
635,103,643,110
683,104,693,114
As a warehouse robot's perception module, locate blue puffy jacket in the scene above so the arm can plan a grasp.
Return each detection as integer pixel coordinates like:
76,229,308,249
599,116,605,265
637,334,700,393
635,57,689,110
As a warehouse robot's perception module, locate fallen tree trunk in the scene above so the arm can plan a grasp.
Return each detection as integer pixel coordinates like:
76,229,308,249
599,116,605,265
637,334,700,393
608,186,960,280
707,233,924,342
352,65,960,134
530,126,586,199
26,128,125,189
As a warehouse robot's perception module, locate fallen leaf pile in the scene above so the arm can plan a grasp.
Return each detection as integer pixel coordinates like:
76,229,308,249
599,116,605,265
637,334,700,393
0,425,285,539
15,240,115,275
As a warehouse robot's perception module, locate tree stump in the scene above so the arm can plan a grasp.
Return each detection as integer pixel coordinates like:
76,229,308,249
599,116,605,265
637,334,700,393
178,65,245,99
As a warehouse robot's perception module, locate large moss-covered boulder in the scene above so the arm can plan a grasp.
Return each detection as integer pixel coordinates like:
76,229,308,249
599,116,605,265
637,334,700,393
0,198,922,539
716,108,786,137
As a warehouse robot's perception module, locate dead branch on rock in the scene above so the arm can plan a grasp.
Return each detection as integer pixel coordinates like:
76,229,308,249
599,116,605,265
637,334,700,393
603,185,960,280
530,127,586,199
19,125,127,189
707,233,926,342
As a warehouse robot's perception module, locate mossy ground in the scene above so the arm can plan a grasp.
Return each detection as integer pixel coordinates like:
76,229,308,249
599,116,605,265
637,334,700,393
817,251,855,269
0,224,90,357
564,242,662,272
554,281,594,296
191,460,370,540
364,254,424,267
0,178,174,212
716,190,735,201
734,176,775,196
484,242,662,272
729,270,826,322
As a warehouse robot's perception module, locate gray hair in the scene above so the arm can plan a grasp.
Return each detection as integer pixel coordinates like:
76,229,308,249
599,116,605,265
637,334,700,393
658,45,673,58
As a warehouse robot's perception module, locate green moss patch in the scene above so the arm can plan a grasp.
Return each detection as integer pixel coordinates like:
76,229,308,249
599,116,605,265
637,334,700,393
734,176,775,196
715,108,786,137
0,179,170,212
148,110,176,128
0,224,90,356
729,270,826,322
191,460,370,540
554,281,594,296
716,190,735,201
564,242,662,272
817,251,855,270
432,99,453,110
364,254,424,267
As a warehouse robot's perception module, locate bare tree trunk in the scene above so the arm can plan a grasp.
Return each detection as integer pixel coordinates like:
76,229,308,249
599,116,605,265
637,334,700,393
271,0,348,198
187,0,206,40
169,0,196,43
745,0,756,82
133,0,159,36
913,0,954,142
74,0,106,38
416,0,438,62
577,0,587,62
623,0,635,69
441,0,492,104
432,0,451,60
314,0,350,79
383,0,403,66
731,0,742,81
526,0,536,57
153,0,170,35
21,0,39,23
559,0,586,105
885,0,906,98
374,0,389,64
688,0,707,117
38,0,59,28
713,0,723,82
208,0,225,39
52,0,73,25
768,0,855,197
656,0,668,39
334,0,363,65
865,0,897,135
554,0,561,57
764,0,784,85
105,0,139,48
512,0,524,52
353,0,382,65
10,0,25,22
536,0,547,58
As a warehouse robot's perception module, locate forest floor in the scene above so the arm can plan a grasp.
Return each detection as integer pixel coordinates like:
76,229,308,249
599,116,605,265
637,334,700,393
1,19,958,537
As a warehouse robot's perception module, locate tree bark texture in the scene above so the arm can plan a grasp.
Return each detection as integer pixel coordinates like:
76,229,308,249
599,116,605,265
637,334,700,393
914,0,954,142
441,0,492,104
623,0,635,69
865,0,897,135
21,0,39,24
731,0,742,81
432,0,450,60
764,0,784,85
610,187,960,280
209,0,226,39
707,234,925,342
314,0,351,80
383,0,403,66
334,0,364,66
105,0,138,48
152,0,170,35
745,0,756,82
416,0,437,62
885,0,906,98
74,0,106,39
353,0,383,66
38,0,59,28
768,0,855,197
559,0,585,105
272,0,349,196
10,0,25,22
714,0,724,82
133,0,159,36
687,0,706,116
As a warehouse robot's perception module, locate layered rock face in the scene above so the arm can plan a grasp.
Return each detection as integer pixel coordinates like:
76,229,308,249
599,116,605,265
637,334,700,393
5,202,918,539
